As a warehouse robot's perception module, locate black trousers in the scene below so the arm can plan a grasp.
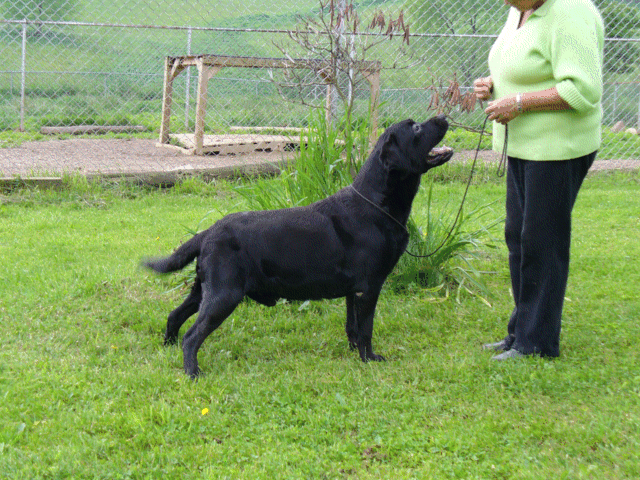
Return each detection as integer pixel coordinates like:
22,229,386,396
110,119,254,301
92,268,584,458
502,152,596,357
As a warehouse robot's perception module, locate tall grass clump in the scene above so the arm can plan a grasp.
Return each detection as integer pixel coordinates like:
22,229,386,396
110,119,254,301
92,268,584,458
235,108,370,209
390,182,502,301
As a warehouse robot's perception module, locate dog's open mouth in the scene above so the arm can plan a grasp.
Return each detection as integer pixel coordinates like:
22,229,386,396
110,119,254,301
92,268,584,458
427,145,454,165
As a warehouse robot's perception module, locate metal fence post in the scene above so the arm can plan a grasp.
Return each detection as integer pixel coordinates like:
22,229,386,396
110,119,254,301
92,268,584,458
20,19,27,132
185,27,192,130
637,84,640,131
612,83,618,124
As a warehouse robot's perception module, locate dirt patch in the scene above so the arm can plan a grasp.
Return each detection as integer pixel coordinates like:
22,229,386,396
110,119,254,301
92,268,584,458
0,138,295,180
1,138,638,181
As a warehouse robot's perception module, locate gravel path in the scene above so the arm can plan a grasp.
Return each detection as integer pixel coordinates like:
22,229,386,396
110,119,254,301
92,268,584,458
1,138,638,182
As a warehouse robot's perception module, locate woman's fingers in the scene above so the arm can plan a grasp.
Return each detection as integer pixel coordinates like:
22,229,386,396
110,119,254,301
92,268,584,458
473,77,493,100
485,97,517,124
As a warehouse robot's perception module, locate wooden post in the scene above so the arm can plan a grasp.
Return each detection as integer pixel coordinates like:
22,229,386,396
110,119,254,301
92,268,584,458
193,60,221,155
159,57,174,144
159,57,185,145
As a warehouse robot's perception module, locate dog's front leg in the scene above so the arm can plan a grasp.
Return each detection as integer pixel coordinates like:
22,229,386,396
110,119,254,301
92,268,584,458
354,291,386,362
345,294,358,351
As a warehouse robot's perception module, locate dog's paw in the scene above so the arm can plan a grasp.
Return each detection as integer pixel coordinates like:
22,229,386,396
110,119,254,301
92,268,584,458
358,348,387,362
367,353,386,362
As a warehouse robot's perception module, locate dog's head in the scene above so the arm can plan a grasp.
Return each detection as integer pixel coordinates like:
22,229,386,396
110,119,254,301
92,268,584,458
379,115,453,175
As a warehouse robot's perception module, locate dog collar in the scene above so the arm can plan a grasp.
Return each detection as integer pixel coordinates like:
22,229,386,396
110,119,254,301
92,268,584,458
349,185,408,233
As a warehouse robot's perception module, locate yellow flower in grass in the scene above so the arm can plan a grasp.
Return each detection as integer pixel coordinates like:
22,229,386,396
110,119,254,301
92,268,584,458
201,408,210,416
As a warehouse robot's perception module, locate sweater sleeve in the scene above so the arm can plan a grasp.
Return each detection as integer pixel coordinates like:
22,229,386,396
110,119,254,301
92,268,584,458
551,11,604,114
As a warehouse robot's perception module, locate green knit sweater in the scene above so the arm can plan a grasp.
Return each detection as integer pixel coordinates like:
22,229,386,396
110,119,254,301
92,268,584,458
488,0,604,160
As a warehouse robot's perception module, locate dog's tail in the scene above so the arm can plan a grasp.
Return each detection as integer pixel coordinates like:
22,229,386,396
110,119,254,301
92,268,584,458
142,232,204,274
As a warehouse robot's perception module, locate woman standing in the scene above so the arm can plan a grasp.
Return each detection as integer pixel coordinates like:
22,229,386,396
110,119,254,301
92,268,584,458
474,0,604,359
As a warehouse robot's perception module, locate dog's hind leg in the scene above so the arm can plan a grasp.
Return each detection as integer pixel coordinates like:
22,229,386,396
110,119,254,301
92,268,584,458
181,285,244,378
354,290,386,362
345,294,358,351
165,277,202,346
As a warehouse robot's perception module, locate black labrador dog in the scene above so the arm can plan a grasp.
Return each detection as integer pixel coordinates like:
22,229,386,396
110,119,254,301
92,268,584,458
144,115,453,377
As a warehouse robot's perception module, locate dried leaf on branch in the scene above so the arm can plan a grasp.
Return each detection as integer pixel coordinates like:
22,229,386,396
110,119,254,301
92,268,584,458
371,9,410,45
430,75,479,115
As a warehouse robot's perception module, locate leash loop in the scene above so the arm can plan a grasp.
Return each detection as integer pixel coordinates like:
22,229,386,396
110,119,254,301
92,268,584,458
497,123,508,177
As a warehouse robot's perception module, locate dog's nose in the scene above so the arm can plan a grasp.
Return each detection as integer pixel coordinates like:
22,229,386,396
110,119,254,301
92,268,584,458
434,114,448,127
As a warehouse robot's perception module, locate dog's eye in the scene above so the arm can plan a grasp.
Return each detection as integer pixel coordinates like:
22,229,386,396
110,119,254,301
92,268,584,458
412,124,422,134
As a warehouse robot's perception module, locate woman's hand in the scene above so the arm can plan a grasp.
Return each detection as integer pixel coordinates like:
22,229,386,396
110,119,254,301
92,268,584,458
485,95,520,125
473,76,494,101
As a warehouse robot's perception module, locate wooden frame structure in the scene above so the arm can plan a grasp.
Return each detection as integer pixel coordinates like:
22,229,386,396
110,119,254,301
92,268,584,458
157,54,381,155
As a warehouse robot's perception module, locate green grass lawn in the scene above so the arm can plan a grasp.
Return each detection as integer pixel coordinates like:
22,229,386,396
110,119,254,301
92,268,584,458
0,171,638,479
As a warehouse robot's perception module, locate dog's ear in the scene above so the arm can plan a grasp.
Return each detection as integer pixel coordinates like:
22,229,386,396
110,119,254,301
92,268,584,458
381,132,411,175
381,132,402,170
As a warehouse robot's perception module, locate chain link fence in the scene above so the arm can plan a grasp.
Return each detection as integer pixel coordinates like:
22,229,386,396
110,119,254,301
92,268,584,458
1,0,639,176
